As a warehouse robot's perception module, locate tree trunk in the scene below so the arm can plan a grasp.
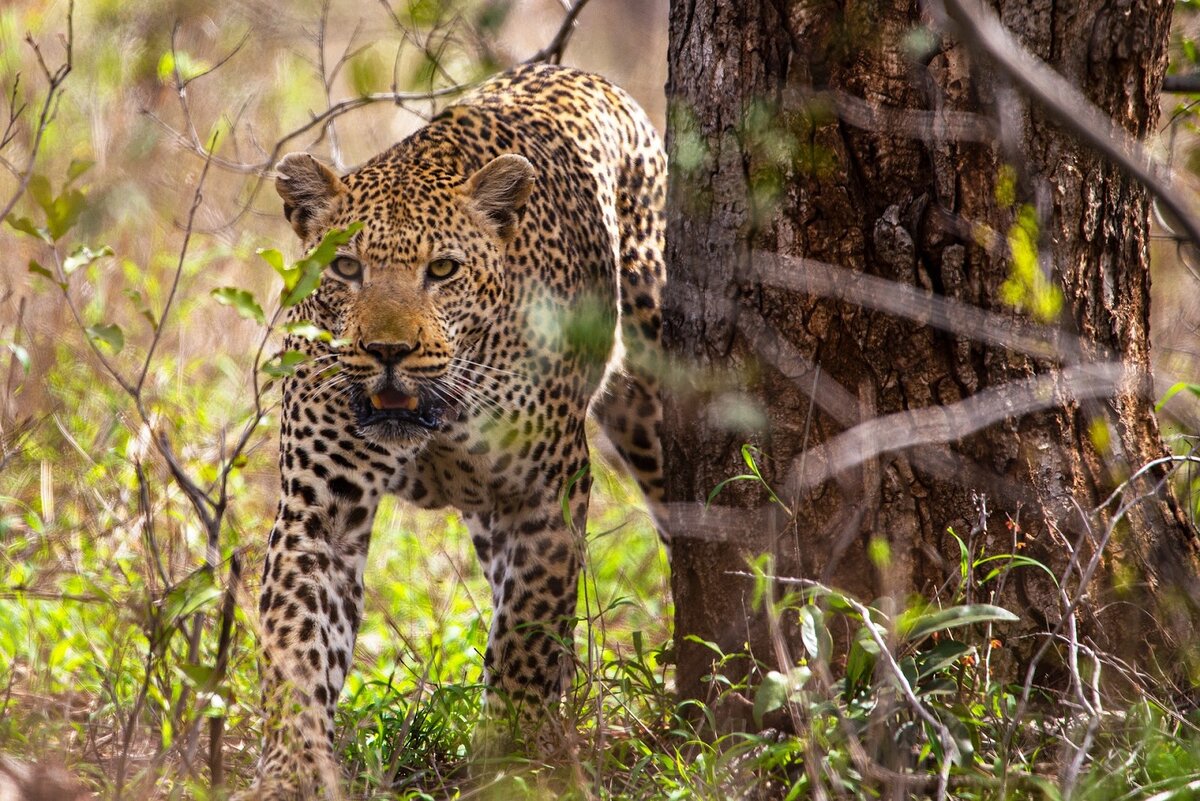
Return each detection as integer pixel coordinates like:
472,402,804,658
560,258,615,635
663,0,1200,709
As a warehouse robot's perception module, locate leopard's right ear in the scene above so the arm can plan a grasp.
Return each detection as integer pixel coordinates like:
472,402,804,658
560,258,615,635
275,153,346,240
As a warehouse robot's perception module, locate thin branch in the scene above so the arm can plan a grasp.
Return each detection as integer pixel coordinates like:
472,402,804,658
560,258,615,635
136,136,217,397
781,361,1129,496
525,0,593,65
930,0,1200,249
750,251,1094,362
0,0,74,223
1163,72,1200,94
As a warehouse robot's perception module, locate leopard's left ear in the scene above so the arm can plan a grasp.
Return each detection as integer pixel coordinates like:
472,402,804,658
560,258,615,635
275,152,346,240
464,154,535,242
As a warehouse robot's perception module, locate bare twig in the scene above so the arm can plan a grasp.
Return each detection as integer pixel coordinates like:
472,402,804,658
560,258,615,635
929,0,1200,249
0,0,74,223
525,0,594,65
783,361,1129,495
136,137,216,398
1163,73,1200,94
208,553,243,791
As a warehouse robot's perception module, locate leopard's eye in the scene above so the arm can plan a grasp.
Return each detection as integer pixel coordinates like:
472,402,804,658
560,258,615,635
427,258,461,281
328,255,363,284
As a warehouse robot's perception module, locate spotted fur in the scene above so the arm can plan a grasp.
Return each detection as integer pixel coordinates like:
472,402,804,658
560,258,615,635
244,64,666,798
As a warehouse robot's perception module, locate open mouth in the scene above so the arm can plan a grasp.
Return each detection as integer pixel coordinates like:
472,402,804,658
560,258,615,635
353,387,447,433
370,388,420,412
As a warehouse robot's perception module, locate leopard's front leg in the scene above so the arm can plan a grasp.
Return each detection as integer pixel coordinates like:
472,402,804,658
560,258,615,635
243,384,393,799
472,450,592,756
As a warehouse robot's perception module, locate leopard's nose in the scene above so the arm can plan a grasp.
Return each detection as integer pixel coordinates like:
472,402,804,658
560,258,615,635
361,340,419,364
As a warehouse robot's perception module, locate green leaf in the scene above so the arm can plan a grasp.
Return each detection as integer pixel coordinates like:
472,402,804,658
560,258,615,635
282,320,334,342
279,223,363,307
46,187,87,240
262,350,307,378
156,50,209,83
683,634,725,658
27,259,62,288
67,158,95,183
177,663,218,689
123,288,159,331
63,244,114,275
976,553,1059,587
1155,381,1200,411
844,635,876,695
916,640,973,679
304,222,363,268
6,343,30,373
280,260,324,308
898,603,1019,644
753,670,790,728
86,323,124,353
798,605,831,662
28,174,53,212
257,247,285,273
211,286,266,325
7,215,50,242
157,51,176,82
163,568,222,622
999,204,1062,322
349,46,386,97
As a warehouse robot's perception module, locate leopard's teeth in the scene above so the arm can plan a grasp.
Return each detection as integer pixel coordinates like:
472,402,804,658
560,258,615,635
401,395,419,411
369,394,383,410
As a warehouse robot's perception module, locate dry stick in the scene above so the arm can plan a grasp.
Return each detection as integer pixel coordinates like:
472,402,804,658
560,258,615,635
135,137,215,399
0,78,29,158
525,0,594,65
751,251,1094,363
0,0,73,224
931,0,1200,249
784,362,1128,495
208,553,243,791
316,2,367,172
142,82,470,177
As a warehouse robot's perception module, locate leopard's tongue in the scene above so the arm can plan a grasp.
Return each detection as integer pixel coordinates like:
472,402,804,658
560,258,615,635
370,389,419,411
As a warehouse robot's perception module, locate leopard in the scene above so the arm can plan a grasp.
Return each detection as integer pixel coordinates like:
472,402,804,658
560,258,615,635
243,63,667,799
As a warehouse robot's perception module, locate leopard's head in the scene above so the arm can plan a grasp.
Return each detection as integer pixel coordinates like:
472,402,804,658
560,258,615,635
275,148,535,442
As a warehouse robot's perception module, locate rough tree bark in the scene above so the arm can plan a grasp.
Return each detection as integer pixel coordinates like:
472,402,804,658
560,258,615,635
663,0,1200,708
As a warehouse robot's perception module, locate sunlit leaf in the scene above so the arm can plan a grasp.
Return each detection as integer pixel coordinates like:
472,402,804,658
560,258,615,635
163,568,222,622
63,244,113,275
257,247,285,273
86,323,124,353
282,320,334,342
798,605,831,662
262,350,307,378
7,215,50,242
1156,381,1200,412
212,286,266,325
67,158,95,182
898,603,1019,644
6,343,30,373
